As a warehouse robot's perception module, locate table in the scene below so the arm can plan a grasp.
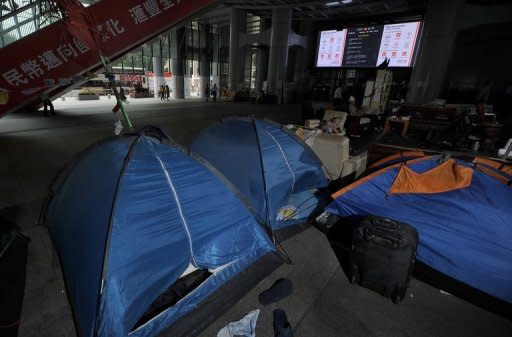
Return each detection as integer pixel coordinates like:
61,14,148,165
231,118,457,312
384,117,410,137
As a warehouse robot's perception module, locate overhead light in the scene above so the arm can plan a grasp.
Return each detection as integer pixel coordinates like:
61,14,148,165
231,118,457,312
341,0,353,4
325,1,341,7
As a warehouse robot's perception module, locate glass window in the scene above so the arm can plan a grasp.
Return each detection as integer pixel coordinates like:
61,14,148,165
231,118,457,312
3,29,19,45
246,14,261,35
1,16,17,30
13,0,25,9
161,34,171,72
19,21,35,38
152,40,161,58
17,9,33,22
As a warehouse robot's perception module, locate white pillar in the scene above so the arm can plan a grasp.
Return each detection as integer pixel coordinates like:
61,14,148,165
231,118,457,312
171,27,185,99
255,47,268,92
152,56,165,98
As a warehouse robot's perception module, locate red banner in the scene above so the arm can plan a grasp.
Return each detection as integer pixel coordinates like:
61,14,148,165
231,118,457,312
119,74,143,82
0,0,212,116
146,71,173,78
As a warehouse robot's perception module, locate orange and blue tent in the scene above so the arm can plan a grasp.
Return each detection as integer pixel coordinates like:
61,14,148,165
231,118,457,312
326,154,512,303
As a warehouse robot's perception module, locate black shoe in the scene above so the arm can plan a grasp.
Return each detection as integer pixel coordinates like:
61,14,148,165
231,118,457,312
273,309,293,337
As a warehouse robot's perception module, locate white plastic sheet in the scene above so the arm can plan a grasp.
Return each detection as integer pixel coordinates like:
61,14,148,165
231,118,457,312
217,309,260,337
114,120,123,135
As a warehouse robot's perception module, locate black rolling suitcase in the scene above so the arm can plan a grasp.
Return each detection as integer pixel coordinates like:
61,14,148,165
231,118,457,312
350,216,418,303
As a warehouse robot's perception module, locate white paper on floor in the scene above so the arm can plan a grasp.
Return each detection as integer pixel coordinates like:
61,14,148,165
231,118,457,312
217,309,260,337
114,120,123,135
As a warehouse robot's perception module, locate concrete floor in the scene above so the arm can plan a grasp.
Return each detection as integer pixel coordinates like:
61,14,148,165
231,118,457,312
1,98,511,337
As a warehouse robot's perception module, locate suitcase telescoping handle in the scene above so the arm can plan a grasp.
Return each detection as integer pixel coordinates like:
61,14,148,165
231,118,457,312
363,228,401,249
369,217,399,232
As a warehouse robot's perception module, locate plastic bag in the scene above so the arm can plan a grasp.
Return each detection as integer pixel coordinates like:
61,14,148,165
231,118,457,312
217,309,260,337
114,120,123,136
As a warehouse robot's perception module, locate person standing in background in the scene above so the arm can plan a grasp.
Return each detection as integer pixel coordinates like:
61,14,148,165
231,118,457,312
348,96,358,115
165,85,170,100
119,87,127,102
333,83,343,107
41,93,55,116
476,80,492,122
159,85,165,100
211,83,217,103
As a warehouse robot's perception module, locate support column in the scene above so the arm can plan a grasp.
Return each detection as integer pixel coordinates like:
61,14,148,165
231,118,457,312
267,8,292,102
294,20,314,94
152,56,165,98
199,23,212,99
255,47,268,92
228,8,246,91
171,27,185,99
211,26,220,88
408,0,463,104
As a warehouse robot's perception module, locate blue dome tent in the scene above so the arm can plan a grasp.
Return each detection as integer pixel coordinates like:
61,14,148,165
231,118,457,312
326,154,512,304
42,126,279,337
190,117,328,237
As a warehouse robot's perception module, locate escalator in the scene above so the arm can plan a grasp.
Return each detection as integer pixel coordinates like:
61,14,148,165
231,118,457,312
0,0,213,117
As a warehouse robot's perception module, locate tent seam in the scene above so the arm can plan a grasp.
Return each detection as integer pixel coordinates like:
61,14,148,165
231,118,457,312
265,130,296,192
154,152,198,267
93,135,142,337
251,119,271,226
187,149,274,244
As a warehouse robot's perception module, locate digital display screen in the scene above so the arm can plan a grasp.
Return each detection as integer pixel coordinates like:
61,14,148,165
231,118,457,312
316,29,347,67
376,22,421,67
343,25,384,67
315,21,422,68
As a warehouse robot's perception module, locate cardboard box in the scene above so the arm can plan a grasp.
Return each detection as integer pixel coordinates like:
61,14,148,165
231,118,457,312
305,119,321,128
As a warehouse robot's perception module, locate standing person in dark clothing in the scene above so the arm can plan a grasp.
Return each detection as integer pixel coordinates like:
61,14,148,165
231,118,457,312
120,87,127,101
398,81,409,101
333,83,343,107
211,83,217,103
159,85,165,100
41,93,55,116
165,85,170,100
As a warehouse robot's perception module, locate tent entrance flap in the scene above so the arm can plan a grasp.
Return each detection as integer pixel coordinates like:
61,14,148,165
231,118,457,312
132,269,212,332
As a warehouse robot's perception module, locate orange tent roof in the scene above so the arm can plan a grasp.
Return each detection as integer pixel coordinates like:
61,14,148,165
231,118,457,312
390,159,473,194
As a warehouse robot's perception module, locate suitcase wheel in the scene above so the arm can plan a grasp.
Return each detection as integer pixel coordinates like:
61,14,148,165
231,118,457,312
350,274,358,284
350,266,360,284
392,291,405,304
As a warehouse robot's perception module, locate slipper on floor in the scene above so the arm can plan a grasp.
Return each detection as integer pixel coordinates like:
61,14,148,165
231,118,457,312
273,309,293,337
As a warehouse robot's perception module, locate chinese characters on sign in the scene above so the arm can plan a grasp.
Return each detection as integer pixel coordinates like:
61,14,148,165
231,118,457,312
97,19,126,42
2,18,127,89
129,0,181,25
3,0,185,89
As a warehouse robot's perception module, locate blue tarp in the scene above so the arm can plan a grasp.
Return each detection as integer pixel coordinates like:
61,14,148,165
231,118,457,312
326,156,512,303
45,129,275,337
190,118,328,231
